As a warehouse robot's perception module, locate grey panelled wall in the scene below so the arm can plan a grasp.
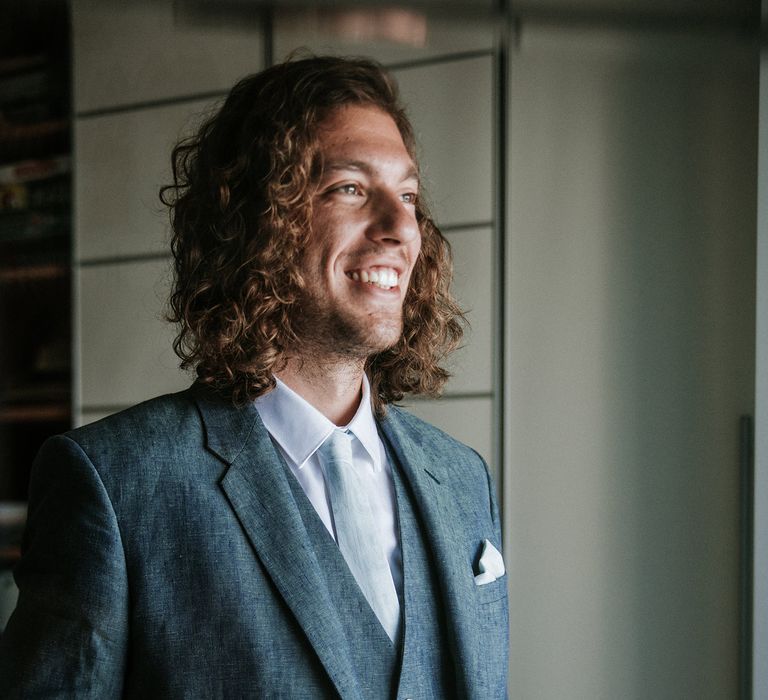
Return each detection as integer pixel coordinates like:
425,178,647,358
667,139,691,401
391,56,494,229
75,99,216,261
79,259,181,407
72,0,266,424
505,23,756,699
72,1,265,113
272,9,495,67
393,56,497,473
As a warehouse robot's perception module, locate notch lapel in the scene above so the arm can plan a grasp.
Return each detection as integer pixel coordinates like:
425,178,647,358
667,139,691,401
379,408,485,699
192,386,363,700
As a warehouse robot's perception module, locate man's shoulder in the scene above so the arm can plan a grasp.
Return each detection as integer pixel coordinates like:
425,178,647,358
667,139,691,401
64,386,201,456
383,404,497,515
384,403,484,464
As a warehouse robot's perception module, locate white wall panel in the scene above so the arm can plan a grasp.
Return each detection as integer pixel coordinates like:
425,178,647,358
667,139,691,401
75,99,216,261
505,25,756,699
79,258,190,407
273,10,493,66
402,396,493,472
443,227,493,395
395,55,494,227
72,0,264,112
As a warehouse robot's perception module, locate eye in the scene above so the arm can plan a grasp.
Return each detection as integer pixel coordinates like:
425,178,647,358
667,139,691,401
400,192,418,205
335,183,362,196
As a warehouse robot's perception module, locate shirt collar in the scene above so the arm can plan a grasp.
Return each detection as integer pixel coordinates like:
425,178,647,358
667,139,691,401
254,374,381,472
344,376,382,472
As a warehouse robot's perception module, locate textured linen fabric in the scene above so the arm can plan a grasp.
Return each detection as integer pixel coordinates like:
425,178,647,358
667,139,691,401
254,375,402,597
281,448,400,697
319,429,400,643
0,383,509,699
388,441,457,700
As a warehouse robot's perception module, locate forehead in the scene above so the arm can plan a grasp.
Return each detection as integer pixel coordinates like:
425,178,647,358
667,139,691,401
315,104,416,169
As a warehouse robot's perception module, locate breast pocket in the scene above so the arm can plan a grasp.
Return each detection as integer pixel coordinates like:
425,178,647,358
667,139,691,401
475,574,508,605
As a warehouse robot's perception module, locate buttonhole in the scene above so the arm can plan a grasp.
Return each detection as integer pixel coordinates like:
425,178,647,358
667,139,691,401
424,468,441,484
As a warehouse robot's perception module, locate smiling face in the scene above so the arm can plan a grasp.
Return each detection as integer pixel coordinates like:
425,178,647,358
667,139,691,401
293,103,422,361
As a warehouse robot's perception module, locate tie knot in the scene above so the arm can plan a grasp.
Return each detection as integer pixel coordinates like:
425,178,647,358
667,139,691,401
319,429,354,468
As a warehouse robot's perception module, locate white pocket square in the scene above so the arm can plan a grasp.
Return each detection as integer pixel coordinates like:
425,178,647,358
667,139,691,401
474,539,506,585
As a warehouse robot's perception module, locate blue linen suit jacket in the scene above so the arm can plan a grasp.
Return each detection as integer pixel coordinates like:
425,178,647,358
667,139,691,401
0,384,509,698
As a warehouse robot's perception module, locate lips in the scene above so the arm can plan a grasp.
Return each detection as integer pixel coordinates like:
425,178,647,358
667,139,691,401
346,266,400,290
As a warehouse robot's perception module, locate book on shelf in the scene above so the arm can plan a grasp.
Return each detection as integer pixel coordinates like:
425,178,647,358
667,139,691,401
0,154,70,185
0,210,70,243
0,51,69,165
0,117,69,164
0,68,50,106
0,54,47,79
0,155,71,242
0,172,69,212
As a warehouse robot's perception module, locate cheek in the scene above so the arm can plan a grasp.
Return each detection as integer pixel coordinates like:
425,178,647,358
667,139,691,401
299,249,331,288
305,228,335,266
409,238,423,272
312,218,350,264
414,236,423,258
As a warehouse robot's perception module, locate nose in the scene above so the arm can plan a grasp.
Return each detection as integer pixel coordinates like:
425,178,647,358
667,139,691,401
366,189,420,247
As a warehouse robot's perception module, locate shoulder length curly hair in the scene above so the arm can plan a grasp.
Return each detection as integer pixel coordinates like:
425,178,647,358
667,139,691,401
161,55,464,415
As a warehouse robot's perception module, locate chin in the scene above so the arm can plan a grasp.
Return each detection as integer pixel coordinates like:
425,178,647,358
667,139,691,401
365,315,404,346
337,316,403,357
295,297,404,357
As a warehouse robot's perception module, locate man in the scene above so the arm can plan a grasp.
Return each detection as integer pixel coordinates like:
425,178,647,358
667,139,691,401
0,56,508,698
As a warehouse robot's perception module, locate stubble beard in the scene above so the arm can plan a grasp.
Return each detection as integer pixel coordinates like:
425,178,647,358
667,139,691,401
293,290,403,363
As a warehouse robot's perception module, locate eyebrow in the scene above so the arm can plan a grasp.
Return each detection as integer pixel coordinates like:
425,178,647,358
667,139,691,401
323,159,419,184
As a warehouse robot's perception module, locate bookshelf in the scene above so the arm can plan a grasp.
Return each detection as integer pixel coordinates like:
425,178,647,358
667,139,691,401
0,2,71,563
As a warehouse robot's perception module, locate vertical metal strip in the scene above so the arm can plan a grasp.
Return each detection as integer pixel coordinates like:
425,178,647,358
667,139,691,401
262,7,274,68
740,414,754,700
493,1,511,522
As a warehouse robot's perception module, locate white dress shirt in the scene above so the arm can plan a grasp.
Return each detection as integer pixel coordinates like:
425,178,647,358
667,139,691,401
253,375,403,599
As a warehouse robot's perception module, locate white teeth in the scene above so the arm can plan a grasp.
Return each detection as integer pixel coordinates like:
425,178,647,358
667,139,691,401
348,267,399,290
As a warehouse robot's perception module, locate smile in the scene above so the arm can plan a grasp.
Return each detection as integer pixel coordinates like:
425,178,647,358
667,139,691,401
346,266,400,290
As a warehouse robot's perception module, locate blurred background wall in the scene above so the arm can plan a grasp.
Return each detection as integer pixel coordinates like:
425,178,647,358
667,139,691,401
506,22,756,700
2,0,765,697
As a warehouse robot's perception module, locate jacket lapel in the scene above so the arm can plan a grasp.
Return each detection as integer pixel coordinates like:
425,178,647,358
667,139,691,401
192,385,363,699
379,407,482,698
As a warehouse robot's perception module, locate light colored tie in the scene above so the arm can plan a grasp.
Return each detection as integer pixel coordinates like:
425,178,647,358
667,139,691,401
319,429,400,643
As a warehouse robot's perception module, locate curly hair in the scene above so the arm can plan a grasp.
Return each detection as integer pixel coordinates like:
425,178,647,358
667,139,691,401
160,55,464,415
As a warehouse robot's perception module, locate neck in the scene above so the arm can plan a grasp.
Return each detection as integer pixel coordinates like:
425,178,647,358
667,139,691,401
277,356,367,426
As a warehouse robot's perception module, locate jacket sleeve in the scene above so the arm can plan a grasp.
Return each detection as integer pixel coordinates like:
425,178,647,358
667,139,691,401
0,435,129,698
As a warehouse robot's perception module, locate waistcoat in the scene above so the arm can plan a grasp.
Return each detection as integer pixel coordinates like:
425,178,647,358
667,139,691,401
282,440,455,699
389,442,455,700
